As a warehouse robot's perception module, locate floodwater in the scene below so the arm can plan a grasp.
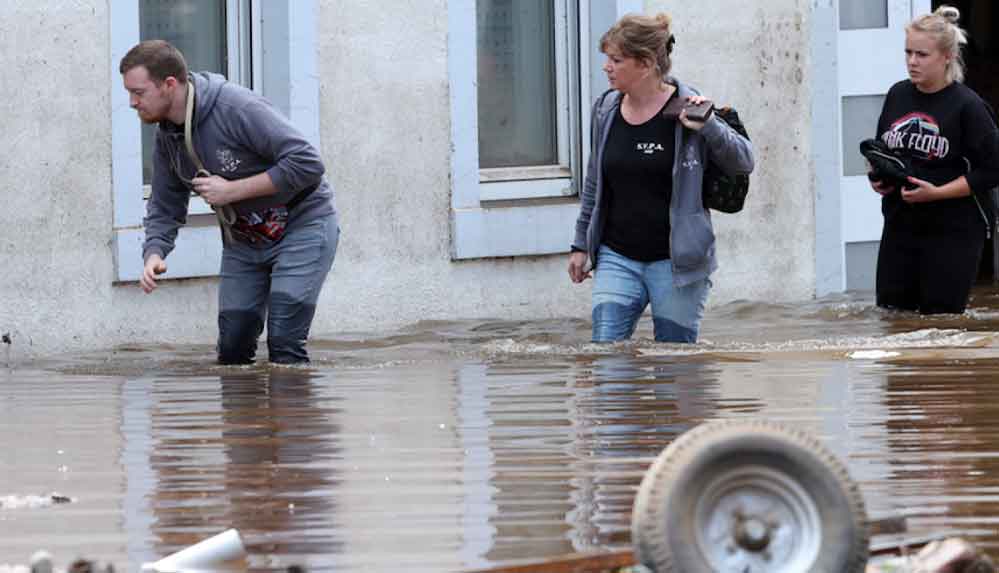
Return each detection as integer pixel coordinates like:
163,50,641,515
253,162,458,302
5,288,999,572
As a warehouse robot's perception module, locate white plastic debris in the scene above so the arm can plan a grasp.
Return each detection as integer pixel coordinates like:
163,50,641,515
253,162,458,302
848,350,901,360
140,529,246,572
28,551,52,573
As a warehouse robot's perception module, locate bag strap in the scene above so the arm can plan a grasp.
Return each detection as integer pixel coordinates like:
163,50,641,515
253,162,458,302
183,83,207,174
183,80,238,242
286,184,317,211
183,81,316,221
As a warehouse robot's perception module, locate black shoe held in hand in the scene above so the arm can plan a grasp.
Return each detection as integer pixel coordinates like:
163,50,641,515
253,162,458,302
860,138,914,190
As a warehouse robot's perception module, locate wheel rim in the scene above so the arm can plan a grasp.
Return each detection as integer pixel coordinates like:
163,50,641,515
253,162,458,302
692,465,822,572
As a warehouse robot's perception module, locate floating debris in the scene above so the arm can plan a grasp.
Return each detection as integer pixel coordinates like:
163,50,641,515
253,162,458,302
866,537,996,572
67,560,114,573
0,552,114,573
140,529,246,572
30,551,52,573
0,494,73,510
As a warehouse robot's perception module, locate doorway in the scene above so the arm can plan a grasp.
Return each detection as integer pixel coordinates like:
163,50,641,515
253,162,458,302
933,1,999,279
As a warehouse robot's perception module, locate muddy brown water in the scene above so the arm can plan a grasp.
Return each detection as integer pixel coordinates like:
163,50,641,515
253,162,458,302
5,289,999,572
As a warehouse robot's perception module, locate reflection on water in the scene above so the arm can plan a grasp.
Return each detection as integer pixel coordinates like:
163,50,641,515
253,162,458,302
4,288,999,570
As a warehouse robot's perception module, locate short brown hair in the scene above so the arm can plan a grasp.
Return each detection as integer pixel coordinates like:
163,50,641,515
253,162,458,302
119,40,188,84
600,13,675,78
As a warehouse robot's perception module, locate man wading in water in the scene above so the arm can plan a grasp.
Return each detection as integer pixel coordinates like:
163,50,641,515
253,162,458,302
120,40,340,364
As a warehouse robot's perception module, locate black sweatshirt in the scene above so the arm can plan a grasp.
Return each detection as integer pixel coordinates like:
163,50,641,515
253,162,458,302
876,80,999,228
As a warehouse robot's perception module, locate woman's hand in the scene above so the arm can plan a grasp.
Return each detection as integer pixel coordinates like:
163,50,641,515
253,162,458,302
899,177,939,203
678,95,710,131
869,178,895,196
568,251,591,284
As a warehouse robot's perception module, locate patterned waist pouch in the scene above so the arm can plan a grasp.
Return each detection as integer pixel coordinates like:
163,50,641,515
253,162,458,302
227,183,320,247
231,206,289,247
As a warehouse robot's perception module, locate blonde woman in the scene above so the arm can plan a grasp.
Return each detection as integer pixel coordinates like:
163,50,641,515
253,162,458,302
870,5,999,314
568,13,754,342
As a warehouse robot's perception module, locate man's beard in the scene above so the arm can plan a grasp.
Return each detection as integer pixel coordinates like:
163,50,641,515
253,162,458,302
138,110,164,124
137,100,169,124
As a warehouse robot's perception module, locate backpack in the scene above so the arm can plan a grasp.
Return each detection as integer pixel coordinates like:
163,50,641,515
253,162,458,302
980,99,999,238
702,107,751,213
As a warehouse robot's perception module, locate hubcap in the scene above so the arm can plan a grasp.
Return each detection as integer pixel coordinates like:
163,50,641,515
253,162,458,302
693,465,821,572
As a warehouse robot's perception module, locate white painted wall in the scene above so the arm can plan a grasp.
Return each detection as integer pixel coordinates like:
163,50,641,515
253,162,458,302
0,0,818,359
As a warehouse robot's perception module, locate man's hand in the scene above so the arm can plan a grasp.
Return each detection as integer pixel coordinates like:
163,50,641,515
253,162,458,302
193,174,235,206
568,251,591,284
141,254,167,293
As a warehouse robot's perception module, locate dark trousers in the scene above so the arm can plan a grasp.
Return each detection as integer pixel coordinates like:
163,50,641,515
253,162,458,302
217,212,339,364
876,210,984,314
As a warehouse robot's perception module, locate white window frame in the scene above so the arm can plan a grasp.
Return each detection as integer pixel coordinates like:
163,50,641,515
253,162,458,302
110,0,320,283
448,0,637,260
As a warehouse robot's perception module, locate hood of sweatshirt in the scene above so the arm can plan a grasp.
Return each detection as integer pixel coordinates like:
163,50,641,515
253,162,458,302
190,71,227,128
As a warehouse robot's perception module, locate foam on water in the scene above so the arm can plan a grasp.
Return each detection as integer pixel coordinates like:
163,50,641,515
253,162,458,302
848,350,902,359
481,328,997,358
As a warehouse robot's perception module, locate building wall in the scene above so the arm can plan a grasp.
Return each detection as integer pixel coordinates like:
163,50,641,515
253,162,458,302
0,1,119,356
316,0,590,334
0,0,817,359
649,0,816,303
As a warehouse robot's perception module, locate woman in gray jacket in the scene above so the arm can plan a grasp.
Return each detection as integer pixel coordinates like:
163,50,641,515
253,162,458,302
568,13,754,343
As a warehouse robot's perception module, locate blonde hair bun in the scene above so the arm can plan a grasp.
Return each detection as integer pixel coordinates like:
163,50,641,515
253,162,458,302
936,5,960,24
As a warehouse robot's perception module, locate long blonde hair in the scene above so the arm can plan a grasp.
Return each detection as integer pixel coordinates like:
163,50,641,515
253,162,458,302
600,13,675,78
906,5,967,83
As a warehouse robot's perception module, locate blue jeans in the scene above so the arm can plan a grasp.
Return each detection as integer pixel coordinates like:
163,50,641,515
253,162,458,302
218,212,339,364
591,245,710,343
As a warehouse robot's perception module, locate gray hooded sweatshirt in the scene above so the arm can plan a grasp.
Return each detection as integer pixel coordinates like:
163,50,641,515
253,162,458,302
144,72,336,261
572,79,754,286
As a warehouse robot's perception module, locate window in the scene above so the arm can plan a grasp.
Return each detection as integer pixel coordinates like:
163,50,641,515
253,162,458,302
839,0,888,31
111,1,319,282
449,0,583,259
138,1,250,186
449,1,633,259
841,94,886,177
137,0,252,223
477,1,558,170
476,0,575,200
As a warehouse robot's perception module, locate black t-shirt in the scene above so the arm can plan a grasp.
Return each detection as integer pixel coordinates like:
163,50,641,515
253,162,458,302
876,80,999,229
601,98,677,262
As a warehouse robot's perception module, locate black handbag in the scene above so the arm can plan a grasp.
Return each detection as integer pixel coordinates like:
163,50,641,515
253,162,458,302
702,107,751,213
